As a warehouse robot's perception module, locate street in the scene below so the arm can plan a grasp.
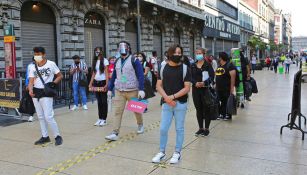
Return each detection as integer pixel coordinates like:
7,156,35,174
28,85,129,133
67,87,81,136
1,67,307,175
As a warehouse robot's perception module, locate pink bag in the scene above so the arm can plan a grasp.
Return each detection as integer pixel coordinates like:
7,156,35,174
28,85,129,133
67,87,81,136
126,98,148,114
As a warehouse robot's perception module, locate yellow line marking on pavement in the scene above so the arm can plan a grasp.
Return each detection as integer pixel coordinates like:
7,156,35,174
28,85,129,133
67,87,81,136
35,121,161,175
153,162,168,169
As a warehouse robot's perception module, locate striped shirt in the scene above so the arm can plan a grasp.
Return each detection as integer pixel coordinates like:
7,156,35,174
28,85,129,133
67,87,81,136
70,61,88,82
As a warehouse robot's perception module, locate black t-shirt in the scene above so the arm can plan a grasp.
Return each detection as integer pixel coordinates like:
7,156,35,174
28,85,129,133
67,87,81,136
215,62,236,91
240,55,249,80
191,61,215,87
158,64,191,103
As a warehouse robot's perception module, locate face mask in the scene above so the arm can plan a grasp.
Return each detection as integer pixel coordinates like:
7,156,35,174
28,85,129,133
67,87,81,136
95,51,100,57
170,55,182,63
118,43,129,55
137,57,143,61
34,56,43,63
110,60,115,64
74,61,80,64
195,54,204,61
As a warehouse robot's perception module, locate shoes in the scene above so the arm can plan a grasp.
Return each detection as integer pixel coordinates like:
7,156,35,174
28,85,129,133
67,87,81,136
83,105,88,110
144,108,148,113
203,129,210,136
99,120,107,126
28,116,34,122
137,125,144,134
55,135,63,146
105,132,119,141
94,119,102,126
169,152,181,164
246,97,251,101
224,115,232,121
195,129,204,136
217,115,224,120
34,136,51,145
152,152,166,163
71,105,78,111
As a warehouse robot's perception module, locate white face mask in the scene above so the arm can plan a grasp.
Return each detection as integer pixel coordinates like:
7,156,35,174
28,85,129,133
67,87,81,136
34,56,43,63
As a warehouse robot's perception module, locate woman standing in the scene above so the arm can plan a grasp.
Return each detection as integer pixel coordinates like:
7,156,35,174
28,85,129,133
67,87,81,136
191,48,215,137
89,47,109,126
152,45,191,164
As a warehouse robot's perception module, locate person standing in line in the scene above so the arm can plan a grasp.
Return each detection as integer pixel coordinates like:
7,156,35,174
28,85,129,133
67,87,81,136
150,51,159,92
240,50,251,102
215,52,236,121
284,55,292,74
152,45,191,164
191,48,215,137
108,56,116,97
70,55,88,111
25,57,36,122
89,48,109,126
211,55,218,72
251,54,257,74
105,41,145,141
28,47,63,146
265,56,271,70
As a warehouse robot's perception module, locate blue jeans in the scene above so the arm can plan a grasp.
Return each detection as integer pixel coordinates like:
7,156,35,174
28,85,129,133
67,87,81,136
160,102,187,153
73,82,87,106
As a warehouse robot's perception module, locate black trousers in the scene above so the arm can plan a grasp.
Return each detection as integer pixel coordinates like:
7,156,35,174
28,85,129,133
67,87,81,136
192,87,211,129
217,90,230,117
151,71,157,91
93,80,108,120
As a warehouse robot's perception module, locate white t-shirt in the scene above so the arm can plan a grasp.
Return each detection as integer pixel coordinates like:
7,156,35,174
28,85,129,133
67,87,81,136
94,58,109,81
251,56,257,64
28,60,60,89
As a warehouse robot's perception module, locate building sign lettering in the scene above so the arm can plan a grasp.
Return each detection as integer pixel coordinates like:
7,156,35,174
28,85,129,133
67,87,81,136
84,12,104,29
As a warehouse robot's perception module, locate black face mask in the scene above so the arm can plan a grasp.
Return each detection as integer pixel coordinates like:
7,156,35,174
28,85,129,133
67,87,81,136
170,55,182,63
74,61,80,64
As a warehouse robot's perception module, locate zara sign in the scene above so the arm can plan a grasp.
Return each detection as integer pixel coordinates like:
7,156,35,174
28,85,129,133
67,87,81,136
84,12,104,29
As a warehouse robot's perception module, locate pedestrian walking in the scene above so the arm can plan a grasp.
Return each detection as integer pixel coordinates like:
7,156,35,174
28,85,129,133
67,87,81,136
89,47,109,126
265,56,271,70
28,47,63,146
70,55,88,111
285,56,292,74
251,54,257,74
280,53,286,65
191,48,215,137
152,44,191,164
272,56,279,73
105,41,145,141
215,52,236,121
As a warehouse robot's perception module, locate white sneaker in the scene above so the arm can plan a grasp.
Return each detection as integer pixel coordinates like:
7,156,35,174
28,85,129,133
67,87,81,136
83,105,88,110
152,152,166,163
137,125,144,134
71,105,78,111
94,119,101,126
28,116,34,122
105,132,119,141
99,120,107,126
169,152,181,164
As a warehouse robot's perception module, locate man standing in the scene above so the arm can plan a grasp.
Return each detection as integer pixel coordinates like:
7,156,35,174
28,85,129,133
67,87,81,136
150,51,159,92
215,52,236,120
105,41,145,141
70,55,88,111
251,54,257,74
240,50,251,101
28,47,63,146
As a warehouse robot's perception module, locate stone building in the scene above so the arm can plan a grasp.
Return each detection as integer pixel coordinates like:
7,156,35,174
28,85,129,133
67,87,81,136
0,0,205,70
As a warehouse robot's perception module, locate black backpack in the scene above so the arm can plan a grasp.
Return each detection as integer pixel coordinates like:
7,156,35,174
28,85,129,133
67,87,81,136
226,62,240,87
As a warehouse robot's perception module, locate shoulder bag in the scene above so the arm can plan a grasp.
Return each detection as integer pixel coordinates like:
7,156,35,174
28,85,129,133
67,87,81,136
34,64,57,97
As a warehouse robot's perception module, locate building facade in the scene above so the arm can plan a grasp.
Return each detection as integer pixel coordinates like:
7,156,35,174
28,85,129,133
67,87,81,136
0,0,206,70
202,0,241,56
274,9,292,52
292,37,307,52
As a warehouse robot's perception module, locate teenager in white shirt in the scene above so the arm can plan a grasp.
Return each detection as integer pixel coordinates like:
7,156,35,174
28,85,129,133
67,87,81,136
89,47,109,126
28,47,63,146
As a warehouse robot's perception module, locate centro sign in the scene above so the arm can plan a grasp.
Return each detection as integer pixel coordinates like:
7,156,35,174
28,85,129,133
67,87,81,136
203,14,240,41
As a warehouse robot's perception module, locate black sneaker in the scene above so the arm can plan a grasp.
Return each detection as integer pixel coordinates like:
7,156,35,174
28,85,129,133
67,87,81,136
34,136,51,145
246,97,251,101
55,136,63,146
217,115,224,120
224,115,232,121
195,129,204,136
203,129,210,136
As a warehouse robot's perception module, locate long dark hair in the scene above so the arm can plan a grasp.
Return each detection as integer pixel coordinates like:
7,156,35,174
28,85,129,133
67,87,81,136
92,47,105,74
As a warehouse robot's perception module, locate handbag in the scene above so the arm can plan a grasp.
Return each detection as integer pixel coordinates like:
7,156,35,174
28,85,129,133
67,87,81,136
19,89,35,114
34,64,57,97
79,71,88,87
207,88,219,120
144,78,155,99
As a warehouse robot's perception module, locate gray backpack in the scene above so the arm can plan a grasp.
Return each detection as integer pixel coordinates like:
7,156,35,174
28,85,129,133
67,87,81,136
160,63,188,81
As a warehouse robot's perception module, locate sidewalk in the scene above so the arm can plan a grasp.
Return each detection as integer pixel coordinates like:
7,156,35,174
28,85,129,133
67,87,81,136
1,66,307,175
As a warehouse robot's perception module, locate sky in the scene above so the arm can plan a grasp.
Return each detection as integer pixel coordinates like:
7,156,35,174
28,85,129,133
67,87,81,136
275,0,306,37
